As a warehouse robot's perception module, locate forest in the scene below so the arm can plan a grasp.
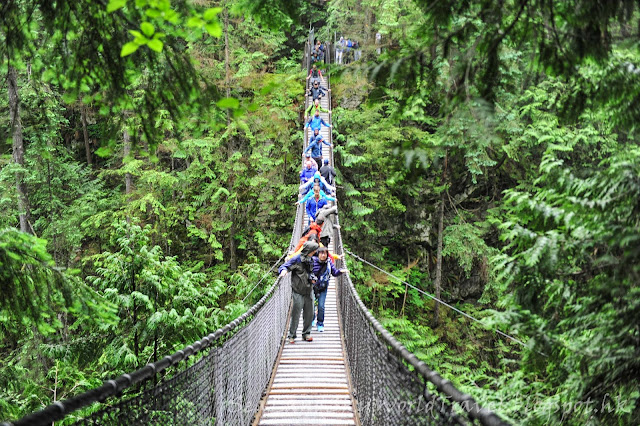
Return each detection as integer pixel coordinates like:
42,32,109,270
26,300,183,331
1,0,639,424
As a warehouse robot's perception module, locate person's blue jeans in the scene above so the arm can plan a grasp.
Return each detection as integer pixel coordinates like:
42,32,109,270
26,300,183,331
313,288,328,326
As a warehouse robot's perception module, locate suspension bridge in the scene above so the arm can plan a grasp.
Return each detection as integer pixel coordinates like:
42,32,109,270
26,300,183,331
2,38,507,426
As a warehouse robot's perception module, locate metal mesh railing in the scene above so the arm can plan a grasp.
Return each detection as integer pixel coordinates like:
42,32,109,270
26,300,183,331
332,218,507,426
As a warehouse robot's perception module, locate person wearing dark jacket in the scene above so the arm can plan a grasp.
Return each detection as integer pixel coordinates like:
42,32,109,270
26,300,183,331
279,241,319,343
311,247,346,332
319,158,336,186
308,81,329,101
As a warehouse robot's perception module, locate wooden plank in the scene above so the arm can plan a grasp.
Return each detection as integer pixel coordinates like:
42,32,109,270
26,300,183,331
260,419,355,426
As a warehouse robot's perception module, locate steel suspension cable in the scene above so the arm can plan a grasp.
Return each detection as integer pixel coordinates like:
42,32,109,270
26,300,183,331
344,248,543,355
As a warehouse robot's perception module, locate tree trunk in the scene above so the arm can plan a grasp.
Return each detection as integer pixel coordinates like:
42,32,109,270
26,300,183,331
124,128,132,196
433,151,448,326
8,66,31,234
47,160,59,263
224,7,231,102
229,219,237,270
433,196,444,326
81,105,92,166
224,9,238,270
132,263,139,364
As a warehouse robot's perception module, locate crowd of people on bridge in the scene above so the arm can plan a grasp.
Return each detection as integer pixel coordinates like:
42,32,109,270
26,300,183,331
279,55,345,344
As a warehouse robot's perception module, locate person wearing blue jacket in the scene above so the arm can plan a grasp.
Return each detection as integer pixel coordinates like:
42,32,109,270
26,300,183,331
299,170,335,196
306,110,331,138
311,246,346,332
304,134,332,166
298,184,336,224
299,161,316,184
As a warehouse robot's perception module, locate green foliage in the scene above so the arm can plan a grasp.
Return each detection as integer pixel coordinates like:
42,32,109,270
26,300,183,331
330,1,640,423
1,0,221,149
443,222,493,279
0,229,69,336
87,220,216,369
0,228,118,420
487,148,640,423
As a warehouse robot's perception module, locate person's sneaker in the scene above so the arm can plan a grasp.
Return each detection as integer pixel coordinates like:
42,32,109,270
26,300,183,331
317,325,324,332
312,319,317,327
288,337,295,344
304,335,313,342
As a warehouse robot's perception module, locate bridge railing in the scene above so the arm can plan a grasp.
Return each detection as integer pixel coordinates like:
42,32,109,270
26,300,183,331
332,221,507,425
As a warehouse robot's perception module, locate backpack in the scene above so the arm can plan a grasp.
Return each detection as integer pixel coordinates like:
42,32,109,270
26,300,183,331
347,40,352,48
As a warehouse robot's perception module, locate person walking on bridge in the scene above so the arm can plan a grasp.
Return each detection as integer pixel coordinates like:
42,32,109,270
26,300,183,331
304,133,332,167
279,241,319,343
308,80,329,101
319,158,336,186
303,153,318,171
311,246,346,333
306,64,325,86
298,184,335,224
299,161,316,184
304,98,330,121
306,110,331,136
299,170,335,197
316,204,338,248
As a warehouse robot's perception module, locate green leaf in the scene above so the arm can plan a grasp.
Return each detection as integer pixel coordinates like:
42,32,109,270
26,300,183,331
203,7,223,21
164,10,179,24
120,42,139,57
217,97,239,109
140,22,155,37
145,8,161,18
205,22,222,37
187,16,203,27
147,39,163,52
95,146,113,157
106,0,126,13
